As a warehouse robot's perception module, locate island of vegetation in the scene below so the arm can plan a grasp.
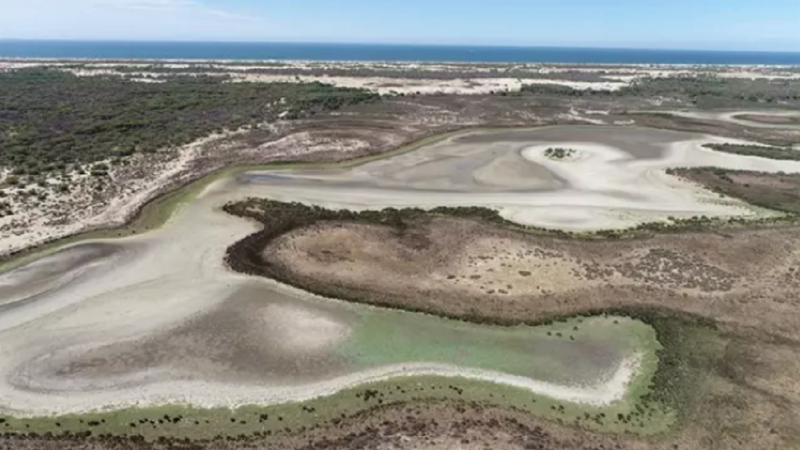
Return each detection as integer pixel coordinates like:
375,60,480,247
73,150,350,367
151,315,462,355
543,147,577,160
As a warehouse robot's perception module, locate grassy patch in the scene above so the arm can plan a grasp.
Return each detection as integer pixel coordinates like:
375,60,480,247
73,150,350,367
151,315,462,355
222,197,797,308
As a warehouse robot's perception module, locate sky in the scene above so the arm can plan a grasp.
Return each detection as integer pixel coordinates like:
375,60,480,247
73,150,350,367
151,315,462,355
1,0,799,51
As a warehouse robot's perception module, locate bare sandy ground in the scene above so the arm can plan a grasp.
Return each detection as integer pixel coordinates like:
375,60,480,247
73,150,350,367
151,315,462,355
0,171,642,416
242,126,800,230
0,130,232,256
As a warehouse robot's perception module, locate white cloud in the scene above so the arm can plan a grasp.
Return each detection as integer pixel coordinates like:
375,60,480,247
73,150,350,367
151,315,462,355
0,0,269,40
95,0,200,9
206,8,261,22
92,0,259,21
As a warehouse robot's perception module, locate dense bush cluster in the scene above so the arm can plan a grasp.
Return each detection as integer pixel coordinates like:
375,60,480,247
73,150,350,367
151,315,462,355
0,69,379,176
543,147,575,160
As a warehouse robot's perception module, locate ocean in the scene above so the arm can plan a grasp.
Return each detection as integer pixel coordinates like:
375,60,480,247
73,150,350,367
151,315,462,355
1,40,800,65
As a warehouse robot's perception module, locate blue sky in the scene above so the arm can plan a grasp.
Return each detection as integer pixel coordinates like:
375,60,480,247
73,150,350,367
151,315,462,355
1,0,799,51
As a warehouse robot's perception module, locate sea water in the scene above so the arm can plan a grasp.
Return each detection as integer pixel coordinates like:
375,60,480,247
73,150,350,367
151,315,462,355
2,40,800,65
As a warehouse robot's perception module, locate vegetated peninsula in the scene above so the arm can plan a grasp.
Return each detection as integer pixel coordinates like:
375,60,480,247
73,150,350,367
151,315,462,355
702,142,800,160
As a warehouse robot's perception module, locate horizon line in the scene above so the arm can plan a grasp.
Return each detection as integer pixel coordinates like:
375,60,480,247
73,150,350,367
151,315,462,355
1,38,799,55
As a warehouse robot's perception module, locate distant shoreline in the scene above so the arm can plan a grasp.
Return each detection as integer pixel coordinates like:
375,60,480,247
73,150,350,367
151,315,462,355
2,57,799,69
2,41,799,65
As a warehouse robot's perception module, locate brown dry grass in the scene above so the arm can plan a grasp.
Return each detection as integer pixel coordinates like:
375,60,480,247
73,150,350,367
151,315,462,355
267,217,800,339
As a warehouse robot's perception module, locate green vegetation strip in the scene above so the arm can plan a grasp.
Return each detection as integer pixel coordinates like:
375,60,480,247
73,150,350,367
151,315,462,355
0,378,667,440
668,167,800,215
702,143,800,161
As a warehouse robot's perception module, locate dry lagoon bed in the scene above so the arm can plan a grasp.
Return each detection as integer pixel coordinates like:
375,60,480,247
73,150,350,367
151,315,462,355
1,124,799,438
0,165,653,417
242,125,800,230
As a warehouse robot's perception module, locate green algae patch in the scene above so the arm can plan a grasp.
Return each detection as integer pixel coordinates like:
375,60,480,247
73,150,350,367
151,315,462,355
1,315,672,440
